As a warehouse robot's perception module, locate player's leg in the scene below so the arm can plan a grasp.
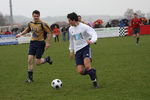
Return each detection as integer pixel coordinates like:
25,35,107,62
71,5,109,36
75,50,88,75
36,56,52,65
64,32,66,41
133,28,140,44
136,28,140,44
62,32,66,41
83,45,98,88
26,41,36,82
132,28,136,38
84,58,98,88
76,65,88,75
26,55,35,82
54,37,57,42
35,41,52,65
53,34,56,42
56,35,59,42
136,34,139,44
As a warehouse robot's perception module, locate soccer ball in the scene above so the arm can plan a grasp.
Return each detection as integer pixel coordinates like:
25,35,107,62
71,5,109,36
51,79,62,89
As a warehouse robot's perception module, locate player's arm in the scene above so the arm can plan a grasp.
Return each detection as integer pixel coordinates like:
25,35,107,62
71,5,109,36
43,23,52,49
16,27,30,38
69,30,74,59
130,19,133,27
86,26,98,44
139,19,144,26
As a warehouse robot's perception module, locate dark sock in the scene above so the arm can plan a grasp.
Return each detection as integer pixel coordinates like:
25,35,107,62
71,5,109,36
28,70,33,80
87,68,97,82
57,37,59,42
136,37,139,44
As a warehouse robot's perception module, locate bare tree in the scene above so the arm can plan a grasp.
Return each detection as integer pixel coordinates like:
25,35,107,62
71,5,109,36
124,9,134,20
124,9,146,20
146,12,150,18
135,10,145,18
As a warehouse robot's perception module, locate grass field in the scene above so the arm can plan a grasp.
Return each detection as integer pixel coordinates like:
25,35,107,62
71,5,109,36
0,35,150,100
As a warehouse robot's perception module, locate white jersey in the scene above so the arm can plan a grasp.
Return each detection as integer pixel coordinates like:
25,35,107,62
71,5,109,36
69,23,98,54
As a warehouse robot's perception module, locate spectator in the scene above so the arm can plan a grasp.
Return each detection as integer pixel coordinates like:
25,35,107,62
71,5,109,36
119,20,125,27
1,30,5,35
66,26,70,40
105,22,111,28
53,25,60,42
5,30,11,35
0,30,3,34
93,19,103,28
61,26,67,41
94,22,101,28
11,28,19,34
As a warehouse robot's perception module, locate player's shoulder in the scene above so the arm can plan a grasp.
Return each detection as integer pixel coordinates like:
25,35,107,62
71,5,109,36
68,26,74,31
27,21,34,28
79,23,92,30
41,21,50,28
79,22,87,26
28,21,34,25
41,21,49,26
80,22,90,28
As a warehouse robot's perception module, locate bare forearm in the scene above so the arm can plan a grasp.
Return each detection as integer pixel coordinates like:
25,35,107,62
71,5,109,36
20,28,29,35
46,33,51,43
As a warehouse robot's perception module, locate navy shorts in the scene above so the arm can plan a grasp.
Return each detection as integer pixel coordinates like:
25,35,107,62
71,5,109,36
75,45,92,66
133,28,140,34
28,41,45,59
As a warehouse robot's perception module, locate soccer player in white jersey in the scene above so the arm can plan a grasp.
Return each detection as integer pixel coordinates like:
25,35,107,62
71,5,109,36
67,12,99,88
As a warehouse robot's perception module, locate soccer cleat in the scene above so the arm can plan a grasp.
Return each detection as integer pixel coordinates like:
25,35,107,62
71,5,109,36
46,56,53,65
93,81,99,88
25,79,34,83
92,69,99,88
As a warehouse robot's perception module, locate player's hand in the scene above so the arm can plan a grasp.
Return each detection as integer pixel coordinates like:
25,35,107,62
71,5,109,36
87,40,93,44
16,34,22,38
45,42,50,49
69,52,74,59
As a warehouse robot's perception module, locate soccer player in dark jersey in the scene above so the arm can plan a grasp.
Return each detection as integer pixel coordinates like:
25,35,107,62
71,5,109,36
16,10,53,83
131,13,143,44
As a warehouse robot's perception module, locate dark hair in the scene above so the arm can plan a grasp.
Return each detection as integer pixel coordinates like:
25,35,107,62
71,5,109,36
134,13,138,15
32,10,40,15
67,12,78,21
78,15,81,17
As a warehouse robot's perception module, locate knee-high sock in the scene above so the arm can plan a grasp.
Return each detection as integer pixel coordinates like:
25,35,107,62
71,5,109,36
87,68,97,82
28,70,33,80
136,37,139,44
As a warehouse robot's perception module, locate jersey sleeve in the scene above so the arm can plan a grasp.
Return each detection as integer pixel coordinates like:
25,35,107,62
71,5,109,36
69,28,74,53
85,25,98,43
43,23,52,34
139,19,142,24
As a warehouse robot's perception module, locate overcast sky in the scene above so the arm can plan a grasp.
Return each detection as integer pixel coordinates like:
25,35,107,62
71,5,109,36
0,0,150,18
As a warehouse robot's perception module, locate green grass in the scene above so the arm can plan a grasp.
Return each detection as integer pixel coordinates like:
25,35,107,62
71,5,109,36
0,35,150,100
